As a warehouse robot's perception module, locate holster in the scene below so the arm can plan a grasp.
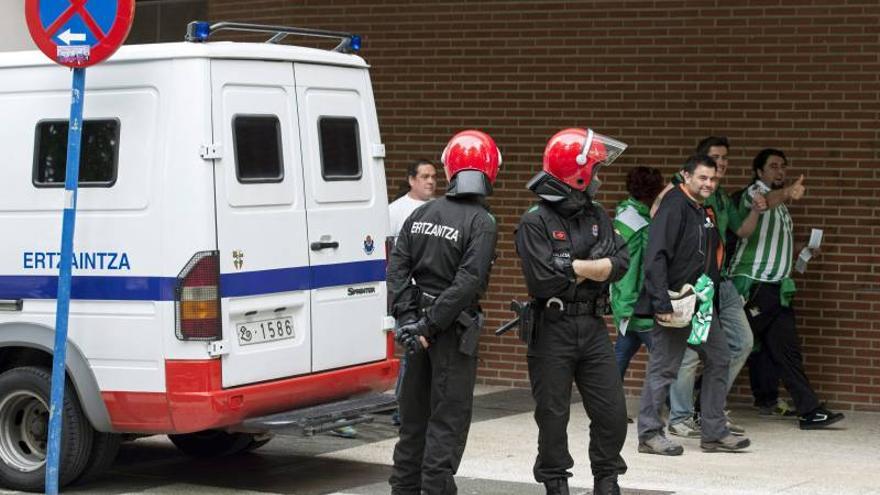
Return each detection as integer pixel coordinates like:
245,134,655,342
517,302,537,345
456,311,483,357
421,291,482,357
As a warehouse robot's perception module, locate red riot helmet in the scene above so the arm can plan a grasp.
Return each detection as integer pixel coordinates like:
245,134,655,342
441,130,502,185
542,128,627,191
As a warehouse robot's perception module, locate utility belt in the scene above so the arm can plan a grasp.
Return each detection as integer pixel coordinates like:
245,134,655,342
503,295,609,347
538,295,610,321
418,292,482,357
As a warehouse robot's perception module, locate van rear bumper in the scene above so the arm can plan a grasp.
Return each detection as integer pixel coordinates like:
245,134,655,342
101,357,399,434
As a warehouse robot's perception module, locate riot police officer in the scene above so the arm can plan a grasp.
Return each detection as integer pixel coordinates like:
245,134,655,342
515,128,630,495
387,130,501,495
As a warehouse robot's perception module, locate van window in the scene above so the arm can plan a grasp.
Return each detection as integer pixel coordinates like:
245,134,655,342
233,115,284,183
319,117,361,180
33,119,120,187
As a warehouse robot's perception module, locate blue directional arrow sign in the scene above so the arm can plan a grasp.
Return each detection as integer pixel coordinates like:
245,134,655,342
27,0,135,68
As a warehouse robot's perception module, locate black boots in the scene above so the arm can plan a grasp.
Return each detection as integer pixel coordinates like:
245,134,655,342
593,475,621,495
544,476,619,495
544,478,570,495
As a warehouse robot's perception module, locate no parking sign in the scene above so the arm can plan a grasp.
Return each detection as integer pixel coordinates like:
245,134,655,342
25,0,135,68
23,1,134,493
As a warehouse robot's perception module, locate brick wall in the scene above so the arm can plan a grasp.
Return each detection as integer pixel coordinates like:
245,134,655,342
208,0,880,412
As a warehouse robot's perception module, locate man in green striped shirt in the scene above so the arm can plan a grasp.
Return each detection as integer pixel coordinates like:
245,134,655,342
729,148,844,430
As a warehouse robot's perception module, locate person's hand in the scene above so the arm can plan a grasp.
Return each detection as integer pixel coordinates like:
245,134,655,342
752,192,768,212
588,234,615,260
656,312,674,323
787,175,805,201
395,317,432,354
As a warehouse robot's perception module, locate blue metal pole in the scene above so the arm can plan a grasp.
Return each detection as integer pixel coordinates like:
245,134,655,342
45,67,86,495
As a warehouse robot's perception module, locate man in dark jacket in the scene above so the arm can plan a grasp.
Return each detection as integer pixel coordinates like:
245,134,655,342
516,128,629,495
387,130,500,495
635,155,751,455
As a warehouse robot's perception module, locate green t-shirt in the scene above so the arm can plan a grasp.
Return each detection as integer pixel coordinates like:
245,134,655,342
728,180,794,283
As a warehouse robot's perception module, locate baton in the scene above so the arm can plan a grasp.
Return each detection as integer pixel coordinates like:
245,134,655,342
495,317,520,336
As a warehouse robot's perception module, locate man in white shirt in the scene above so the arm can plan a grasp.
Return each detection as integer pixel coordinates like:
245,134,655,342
389,160,438,237
386,159,437,429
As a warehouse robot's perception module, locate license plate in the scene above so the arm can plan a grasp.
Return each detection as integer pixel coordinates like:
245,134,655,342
237,317,294,346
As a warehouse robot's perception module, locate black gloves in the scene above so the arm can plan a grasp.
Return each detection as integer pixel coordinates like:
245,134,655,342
588,233,615,260
395,316,434,354
552,256,575,277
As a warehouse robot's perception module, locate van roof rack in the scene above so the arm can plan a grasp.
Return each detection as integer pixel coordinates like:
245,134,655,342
185,21,361,53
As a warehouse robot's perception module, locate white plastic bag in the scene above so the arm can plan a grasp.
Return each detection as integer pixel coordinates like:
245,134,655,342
657,284,696,328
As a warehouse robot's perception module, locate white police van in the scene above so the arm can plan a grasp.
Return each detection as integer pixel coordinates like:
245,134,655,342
0,22,398,491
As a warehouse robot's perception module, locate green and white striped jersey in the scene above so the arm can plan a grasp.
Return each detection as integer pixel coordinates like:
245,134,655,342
729,180,794,282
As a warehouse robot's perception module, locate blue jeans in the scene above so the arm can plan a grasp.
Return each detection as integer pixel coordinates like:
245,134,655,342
668,279,754,425
614,323,654,378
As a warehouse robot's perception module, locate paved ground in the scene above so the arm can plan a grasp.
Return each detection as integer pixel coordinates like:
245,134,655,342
4,386,878,494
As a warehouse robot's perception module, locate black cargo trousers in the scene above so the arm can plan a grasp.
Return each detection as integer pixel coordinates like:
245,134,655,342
527,309,628,483
390,324,479,495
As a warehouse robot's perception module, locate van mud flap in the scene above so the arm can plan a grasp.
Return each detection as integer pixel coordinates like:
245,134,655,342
240,393,397,436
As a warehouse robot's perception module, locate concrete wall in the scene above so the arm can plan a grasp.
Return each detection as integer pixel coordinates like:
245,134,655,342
0,2,36,52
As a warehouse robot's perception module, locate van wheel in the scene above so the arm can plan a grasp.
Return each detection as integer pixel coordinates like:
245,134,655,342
168,430,255,457
0,366,93,492
72,431,121,485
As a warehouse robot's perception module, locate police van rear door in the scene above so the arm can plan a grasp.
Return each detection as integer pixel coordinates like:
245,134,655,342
211,60,312,387
295,63,388,372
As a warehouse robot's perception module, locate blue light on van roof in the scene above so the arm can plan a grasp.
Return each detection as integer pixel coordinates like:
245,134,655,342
186,21,212,42
349,35,362,52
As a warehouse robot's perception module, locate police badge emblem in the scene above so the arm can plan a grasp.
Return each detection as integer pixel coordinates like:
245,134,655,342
363,235,375,255
233,249,244,270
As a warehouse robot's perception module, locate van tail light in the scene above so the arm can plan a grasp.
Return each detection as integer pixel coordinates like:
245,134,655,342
175,251,221,341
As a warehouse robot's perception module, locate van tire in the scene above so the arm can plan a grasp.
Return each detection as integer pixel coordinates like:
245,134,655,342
168,430,255,457
72,431,121,485
0,366,94,492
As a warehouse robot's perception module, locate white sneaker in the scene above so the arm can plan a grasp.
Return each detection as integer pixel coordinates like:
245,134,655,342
669,417,701,438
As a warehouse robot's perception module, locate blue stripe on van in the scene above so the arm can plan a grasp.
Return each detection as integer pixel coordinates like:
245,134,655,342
0,275,178,301
219,266,311,297
0,260,386,302
311,259,387,289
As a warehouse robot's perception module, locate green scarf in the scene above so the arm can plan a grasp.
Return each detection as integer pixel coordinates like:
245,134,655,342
687,274,715,345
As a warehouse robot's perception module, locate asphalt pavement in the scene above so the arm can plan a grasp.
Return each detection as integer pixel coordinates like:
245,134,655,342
4,386,878,495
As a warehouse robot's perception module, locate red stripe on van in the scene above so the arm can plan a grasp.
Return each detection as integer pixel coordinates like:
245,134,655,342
101,357,399,434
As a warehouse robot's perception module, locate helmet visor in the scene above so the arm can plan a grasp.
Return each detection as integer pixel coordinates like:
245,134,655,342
587,130,628,168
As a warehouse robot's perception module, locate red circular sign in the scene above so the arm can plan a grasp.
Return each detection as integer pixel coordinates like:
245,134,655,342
25,0,135,68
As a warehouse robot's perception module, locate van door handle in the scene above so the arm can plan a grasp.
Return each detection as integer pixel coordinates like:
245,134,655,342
310,241,339,251
0,300,22,311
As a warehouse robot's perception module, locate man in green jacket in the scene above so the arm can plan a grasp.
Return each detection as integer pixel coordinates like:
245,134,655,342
611,166,664,379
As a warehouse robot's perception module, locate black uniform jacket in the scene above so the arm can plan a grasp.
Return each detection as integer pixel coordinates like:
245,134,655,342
634,186,721,317
515,199,629,303
387,196,498,333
